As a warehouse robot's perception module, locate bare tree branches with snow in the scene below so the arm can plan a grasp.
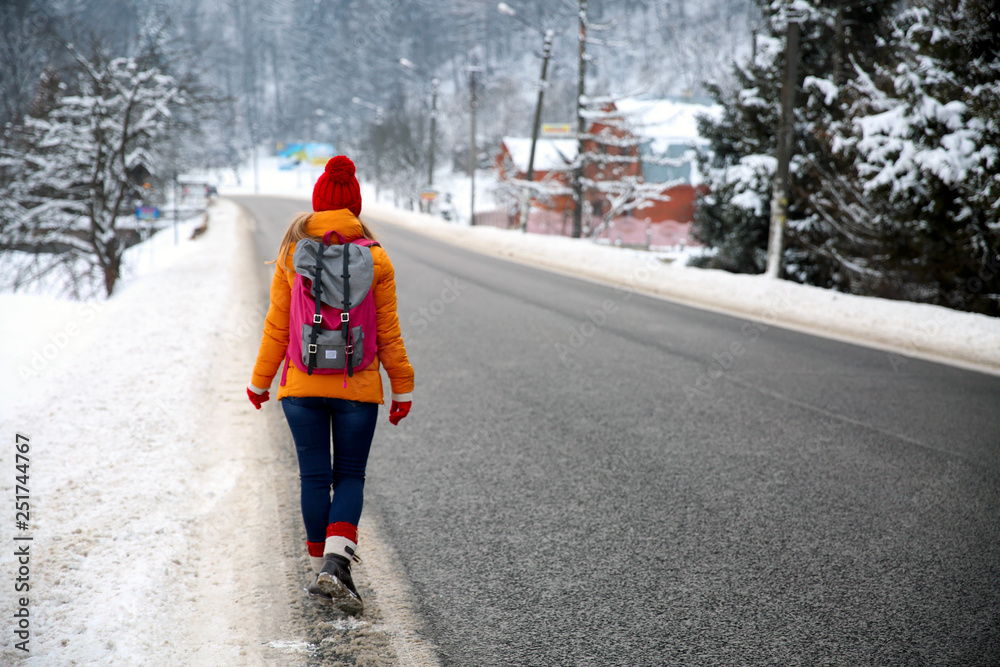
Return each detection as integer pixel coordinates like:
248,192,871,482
1,43,183,297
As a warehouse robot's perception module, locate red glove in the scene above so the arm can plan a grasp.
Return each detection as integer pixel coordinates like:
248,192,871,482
389,400,411,425
247,386,270,410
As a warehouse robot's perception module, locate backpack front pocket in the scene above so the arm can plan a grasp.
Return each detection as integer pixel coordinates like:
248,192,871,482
301,324,364,370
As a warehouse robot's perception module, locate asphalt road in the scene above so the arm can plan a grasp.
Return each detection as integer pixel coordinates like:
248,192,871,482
231,195,1000,666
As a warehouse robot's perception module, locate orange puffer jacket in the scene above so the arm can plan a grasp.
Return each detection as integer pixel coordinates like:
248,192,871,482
250,210,414,403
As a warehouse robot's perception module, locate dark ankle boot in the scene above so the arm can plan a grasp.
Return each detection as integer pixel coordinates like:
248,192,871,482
316,553,363,614
307,577,332,601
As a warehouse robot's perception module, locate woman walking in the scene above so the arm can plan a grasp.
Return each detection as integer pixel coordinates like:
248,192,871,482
247,155,414,614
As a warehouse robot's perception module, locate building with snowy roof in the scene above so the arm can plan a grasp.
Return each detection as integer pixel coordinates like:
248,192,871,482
493,97,721,246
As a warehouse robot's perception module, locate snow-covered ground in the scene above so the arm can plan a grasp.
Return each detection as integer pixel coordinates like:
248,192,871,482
0,203,436,666
0,205,307,664
2,154,996,664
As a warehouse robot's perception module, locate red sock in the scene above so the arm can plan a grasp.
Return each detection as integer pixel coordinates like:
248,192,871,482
307,540,326,573
325,522,359,560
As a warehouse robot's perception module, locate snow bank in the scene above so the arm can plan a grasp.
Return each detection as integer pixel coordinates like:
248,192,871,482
0,216,204,410
0,202,303,665
362,201,1000,376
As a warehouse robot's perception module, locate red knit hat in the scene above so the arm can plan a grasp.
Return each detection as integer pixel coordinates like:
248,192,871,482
313,155,362,216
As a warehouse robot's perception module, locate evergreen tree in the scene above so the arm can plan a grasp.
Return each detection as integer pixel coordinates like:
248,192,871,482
832,0,1000,315
694,0,998,316
693,0,895,278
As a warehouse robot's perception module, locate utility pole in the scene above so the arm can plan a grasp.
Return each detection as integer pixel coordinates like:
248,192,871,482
172,169,179,246
428,78,439,189
497,4,554,234
572,0,588,239
469,66,480,226
375,108,383,201
520,30,554,233
765,17,800,279
168,117,179,246
251,121,259,195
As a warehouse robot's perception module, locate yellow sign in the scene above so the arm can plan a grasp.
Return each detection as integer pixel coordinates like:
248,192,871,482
542,124,572,136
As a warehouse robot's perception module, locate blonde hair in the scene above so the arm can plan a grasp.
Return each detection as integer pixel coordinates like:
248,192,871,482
267,212,378,269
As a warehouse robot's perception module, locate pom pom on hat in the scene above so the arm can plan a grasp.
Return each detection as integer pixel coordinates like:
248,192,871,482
313,156,362,216
325,155,355,182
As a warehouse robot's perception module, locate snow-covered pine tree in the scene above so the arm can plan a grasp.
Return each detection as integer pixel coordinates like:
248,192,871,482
695,0,998,315
1,47,182,298
832,0,1000,315
693,0,895,278
787,0,898,293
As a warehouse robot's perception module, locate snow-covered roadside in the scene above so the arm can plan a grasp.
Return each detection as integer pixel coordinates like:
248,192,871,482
362,201,1000,376
0,201,313,665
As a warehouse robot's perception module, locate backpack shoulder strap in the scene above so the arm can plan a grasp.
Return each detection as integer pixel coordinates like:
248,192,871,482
306,243,326,376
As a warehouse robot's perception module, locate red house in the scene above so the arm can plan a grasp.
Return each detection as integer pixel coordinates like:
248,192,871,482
494,97,720,247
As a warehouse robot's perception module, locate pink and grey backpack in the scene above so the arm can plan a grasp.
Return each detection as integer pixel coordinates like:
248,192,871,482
281,230,380,386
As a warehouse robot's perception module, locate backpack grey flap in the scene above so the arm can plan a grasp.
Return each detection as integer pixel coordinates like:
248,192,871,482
294,238,375,310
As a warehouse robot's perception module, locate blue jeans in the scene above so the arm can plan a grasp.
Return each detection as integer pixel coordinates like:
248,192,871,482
281,396,378,544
